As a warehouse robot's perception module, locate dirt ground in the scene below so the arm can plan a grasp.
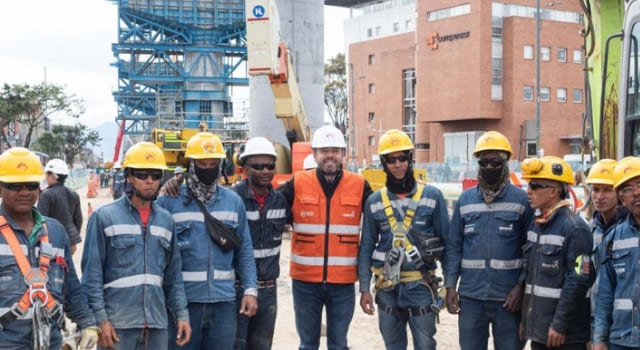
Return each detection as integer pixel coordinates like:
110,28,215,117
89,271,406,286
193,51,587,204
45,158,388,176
72,186,530,350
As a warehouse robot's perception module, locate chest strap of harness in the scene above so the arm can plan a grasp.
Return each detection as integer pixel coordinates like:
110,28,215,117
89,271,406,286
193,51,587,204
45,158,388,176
0,215,64,332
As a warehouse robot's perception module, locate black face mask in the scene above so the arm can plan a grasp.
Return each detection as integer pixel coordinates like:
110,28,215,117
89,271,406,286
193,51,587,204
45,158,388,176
195,165,219,186
479,167,503,185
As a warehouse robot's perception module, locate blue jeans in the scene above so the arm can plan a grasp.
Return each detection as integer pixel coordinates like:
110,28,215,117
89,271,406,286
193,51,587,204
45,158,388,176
98,328,168,350
458,297,523,350
168,301,237,350
234,285,278,350
530,342,586,350
292,280,355,350
609,344,637,350
376,282,437,350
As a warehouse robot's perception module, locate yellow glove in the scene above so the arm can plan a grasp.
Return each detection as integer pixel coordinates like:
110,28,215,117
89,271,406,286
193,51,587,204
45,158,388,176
78,326,100,350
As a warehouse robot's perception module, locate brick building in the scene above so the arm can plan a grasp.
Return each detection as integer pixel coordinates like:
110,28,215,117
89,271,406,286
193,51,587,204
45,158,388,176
337,0,585,168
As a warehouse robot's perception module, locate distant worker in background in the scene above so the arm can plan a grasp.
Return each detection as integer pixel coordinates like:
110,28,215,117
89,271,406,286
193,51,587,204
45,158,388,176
445,131,533,350
81,142,191,350
0,148,99,349
359,129,449,350
110,162,125,200
278,125,372,350
156,132,257,350
302,154,317,170
520,156,592,350
592,157,640,350
38,158,83,255
232,137,290,350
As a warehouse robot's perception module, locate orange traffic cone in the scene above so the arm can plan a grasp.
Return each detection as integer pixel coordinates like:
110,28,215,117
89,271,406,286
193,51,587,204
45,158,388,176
87,202,93,217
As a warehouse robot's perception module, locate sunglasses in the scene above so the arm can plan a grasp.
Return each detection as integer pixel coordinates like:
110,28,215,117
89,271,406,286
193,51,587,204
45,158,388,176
248,163,276,171
131,170,163,181
478,158,505,168
2,182,40,192
384,155,409,164
528,182,552,191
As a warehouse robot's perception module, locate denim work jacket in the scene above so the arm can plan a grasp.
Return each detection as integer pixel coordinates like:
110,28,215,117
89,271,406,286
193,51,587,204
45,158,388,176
156,184,257,302
592,214,640,347
81,195,188,329
445,184,533,301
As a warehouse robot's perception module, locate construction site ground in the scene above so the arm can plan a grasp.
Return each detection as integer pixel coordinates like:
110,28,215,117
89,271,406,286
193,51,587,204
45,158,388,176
71,185,542,349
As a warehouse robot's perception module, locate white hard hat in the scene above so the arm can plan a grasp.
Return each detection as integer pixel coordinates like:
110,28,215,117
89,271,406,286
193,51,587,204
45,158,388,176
311,125,346,149
113,161,122,169
303,154,317,170
174,166,185,174
239,137,277,162
44,159,69,176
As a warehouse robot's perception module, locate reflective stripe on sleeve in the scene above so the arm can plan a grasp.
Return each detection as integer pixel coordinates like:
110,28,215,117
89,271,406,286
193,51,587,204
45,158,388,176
613,298,633,310
103,274,163,289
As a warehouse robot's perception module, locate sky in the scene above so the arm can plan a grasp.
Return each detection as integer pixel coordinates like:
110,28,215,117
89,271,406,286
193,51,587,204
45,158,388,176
0,0,349,129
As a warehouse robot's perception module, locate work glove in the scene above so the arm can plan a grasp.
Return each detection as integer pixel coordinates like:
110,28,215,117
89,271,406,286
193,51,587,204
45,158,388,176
78,326,100,350
386,246,403,266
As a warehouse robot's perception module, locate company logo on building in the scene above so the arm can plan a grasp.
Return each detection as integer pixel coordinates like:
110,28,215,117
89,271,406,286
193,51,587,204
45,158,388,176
427,31,471,50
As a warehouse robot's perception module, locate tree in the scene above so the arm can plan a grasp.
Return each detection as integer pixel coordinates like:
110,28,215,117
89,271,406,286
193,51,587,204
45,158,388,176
34,124,101,168
324,53,348,135
57,124,101,168
0,83,84,148
32,132,64,157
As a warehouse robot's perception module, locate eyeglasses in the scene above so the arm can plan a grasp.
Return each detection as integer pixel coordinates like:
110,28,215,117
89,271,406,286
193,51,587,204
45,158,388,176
620,182,640,196
528,182,552,191
131,170,163,181
478,158,505,168
248,163,276,171
2,182,40,192
384,155,409,164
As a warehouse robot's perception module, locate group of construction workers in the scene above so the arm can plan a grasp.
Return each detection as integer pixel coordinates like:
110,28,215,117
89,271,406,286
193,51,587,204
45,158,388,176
1,124,640,350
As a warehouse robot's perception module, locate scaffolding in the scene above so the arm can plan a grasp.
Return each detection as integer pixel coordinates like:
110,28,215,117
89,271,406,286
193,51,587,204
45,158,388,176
109,0,249,141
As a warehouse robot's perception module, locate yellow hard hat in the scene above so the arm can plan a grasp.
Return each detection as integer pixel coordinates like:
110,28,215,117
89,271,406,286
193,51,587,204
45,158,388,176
612,156,640,189
0,147,45,183
585,159,617,186
521,156,574,185
378,129,414,155
473,131,513,158
122,142,167,170
185,132,226,159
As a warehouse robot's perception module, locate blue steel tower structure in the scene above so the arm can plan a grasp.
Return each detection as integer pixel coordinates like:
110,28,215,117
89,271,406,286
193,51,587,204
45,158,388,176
110,0,248,138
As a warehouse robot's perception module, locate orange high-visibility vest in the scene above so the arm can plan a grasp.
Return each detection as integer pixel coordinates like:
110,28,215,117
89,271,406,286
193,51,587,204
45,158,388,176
290,169,365,283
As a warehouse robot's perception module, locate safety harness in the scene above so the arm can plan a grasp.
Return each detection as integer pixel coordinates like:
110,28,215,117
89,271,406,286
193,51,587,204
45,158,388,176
371,183,444,321
0,215,64,350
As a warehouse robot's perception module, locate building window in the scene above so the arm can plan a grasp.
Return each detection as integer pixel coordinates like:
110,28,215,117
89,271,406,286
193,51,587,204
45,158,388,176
573,49,582,63
368,112,375,122
526,141,537,157
524,45,534,59
524,86,533,100
428,4,471,21
367,28,373,38
540,87,550,101
369,136,376,146
557,88,567,102
369,83,375,94
403,69,416,142
375,26,381,36
541,46,550,61
491,15,503,101
368,54,375,65
557,47,567,62
405,19,412,30
573,88,583,102
393,22,399,33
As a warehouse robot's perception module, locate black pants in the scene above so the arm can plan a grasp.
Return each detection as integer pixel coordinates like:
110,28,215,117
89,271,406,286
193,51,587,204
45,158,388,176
530,342,586,350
